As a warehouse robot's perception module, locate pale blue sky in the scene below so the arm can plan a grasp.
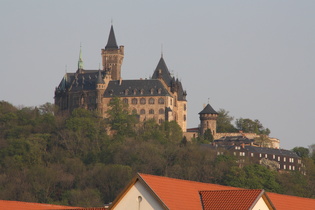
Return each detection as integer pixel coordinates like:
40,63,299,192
1,0,314,150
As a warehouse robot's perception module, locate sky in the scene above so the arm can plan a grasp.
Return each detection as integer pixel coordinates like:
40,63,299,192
1,0,314,150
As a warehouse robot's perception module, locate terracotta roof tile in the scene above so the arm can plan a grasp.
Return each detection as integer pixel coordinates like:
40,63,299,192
199,189,264,210
138,173,315,210
139,173,239,210
0,200,82,210
267,192,315,210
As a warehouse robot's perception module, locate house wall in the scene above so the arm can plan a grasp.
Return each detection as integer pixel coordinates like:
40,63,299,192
252,197,271,210
113,181,165,210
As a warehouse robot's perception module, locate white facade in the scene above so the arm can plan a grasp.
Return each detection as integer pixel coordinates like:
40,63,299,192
112,181,165,210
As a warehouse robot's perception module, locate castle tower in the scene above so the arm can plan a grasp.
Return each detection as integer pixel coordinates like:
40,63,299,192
96,69,106,113
199,103,218,136
101,25,124,81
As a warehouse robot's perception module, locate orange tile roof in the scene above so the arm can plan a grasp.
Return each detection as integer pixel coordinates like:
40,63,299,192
200,189,265,210
137,173,315,210
267,192,315,210
139,173,240,210
0,200,82,210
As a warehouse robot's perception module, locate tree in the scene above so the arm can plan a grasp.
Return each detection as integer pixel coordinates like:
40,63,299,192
254,134,272,147
292,147,310,158
224,164,281,193
216,109,238,133
235,118,270,135
106,97,137,137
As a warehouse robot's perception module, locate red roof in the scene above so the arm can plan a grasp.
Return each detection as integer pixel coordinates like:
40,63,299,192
268,192,315,210
0,200,82,210
136,173,315,210
200,189,267,210
139,173,239,210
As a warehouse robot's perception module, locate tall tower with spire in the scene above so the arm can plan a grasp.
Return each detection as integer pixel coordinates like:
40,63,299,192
101,25,124,80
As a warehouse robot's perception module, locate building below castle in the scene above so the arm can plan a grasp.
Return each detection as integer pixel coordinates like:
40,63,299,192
54,25,187,132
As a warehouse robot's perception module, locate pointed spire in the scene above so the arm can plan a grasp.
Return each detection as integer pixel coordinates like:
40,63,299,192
78,44,84,70
97,70,105,84
105,25,118,50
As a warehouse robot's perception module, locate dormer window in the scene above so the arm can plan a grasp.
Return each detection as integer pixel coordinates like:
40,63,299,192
134,89,137,95
150,88,154,94
158,88,162,94
125,89,129,95
140,89,144,95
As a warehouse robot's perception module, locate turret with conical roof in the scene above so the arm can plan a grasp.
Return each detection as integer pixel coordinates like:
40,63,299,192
105,25,118,50
152,56,173,87
101,25,124,81
199,103,218,136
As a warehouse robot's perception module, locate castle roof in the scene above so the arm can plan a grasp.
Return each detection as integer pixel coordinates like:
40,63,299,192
199,103,218,115
103,79,171,98
151,57,173,86
105,25,118,50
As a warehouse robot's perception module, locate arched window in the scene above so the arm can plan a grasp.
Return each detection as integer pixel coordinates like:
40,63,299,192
132,98,138,104
123,98,128,104
150,88,154,94
149,98,155,104
158,88,162,94
140,109,145,114
149,109,154,114
140,98,146,104
158,98,164,104
159,108,164,114
133,89,137,95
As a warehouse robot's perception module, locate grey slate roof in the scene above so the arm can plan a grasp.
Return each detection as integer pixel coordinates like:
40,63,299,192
245,146,299,158
214,136,254,144
103,79,171,97
152,57,173,86
199,104,218,115
105,25,118,50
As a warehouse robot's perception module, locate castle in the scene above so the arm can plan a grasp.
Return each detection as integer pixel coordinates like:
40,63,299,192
54,25,187,132
54,25,280,149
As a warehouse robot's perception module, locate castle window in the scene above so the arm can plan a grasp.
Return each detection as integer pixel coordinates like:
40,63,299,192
159,108,164,114
140,109,145,114
278,156,280,161
251,153,254,157
284,157,286,162
123,98,128,104
293,166,295,170
283,165,286,170
158,98,164,104
158,119,164,124
158,88,162,94
184,104,186,111
265,154,268,158
273,155,275,159
140,98,146,104
170,99,172,105
140,89,144,95
132,98,138,104
125,89,129,95
184,115,186,121
149,109,154,114
133,89,137,95
150,88,154,94
149,98,155,104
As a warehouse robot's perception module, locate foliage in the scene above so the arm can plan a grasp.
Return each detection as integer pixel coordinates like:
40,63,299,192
0,101,314,207
235,118,270,135
292,147,310,158
216,109,238,133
